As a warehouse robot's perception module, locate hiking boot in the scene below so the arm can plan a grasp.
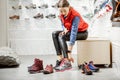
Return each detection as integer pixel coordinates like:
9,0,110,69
43,64,53,74
33,13,43,19
55,58,72,72
54,60,61,69
28,58,43,74
9,15,20,19
88,61,99,72
81,62,93,75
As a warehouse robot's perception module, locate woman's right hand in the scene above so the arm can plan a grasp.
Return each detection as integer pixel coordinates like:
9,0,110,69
60,28,69,35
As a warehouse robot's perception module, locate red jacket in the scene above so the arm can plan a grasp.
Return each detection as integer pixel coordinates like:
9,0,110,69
60,7,88,32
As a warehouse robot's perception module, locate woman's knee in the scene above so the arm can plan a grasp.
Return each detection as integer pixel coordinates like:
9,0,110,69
58,34,66,40
52,31,61,37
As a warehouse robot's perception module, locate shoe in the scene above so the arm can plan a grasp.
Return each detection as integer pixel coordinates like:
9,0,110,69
33,13,44,19
38,4,48,9
9,15,20,19
43,64,53,74
113,11,120,18
54,60,62,69
51,3,58,8
88,61,99,72
46,14,56,19
25,3,36,9
105,4,112,12
55,58,72,72
81,63,93,75
28,58,43,74
12,5,22,10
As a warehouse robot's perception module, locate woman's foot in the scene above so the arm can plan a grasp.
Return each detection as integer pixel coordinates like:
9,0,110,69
68,52,74,63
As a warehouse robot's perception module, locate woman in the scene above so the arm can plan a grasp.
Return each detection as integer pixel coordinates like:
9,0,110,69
52,0,88,71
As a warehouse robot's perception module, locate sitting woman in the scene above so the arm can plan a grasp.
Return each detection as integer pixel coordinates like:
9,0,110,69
52,0,89,71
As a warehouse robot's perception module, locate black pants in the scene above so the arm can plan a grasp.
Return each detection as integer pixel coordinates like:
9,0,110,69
52,30,88,58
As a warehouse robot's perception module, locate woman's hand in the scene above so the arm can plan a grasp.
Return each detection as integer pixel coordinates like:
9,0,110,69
60,28,69,35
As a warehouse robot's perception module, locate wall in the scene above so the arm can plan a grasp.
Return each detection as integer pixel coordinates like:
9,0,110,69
110,27,120,77
0,0,8,47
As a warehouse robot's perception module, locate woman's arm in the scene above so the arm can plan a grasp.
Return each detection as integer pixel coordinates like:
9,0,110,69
68,16,80,51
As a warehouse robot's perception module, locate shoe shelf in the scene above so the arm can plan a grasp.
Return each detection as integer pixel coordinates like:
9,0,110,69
7,0,61,43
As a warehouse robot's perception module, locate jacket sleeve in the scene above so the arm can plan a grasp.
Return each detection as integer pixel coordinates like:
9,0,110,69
68,16,80,46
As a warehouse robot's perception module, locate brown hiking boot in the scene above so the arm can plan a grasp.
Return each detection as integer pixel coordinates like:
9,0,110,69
9,15,20,19
28,58,43,74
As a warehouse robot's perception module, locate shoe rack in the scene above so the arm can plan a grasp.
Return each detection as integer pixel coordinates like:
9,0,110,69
8,0,60,28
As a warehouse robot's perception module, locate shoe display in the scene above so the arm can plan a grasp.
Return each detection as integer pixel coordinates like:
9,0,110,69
33,13,44,19
46,14,56,19
88,61,99,72
55,58,72,72
43,64,53,74
38,4,48,9
81,63,93,75
9,15,20,19
28,58,43,74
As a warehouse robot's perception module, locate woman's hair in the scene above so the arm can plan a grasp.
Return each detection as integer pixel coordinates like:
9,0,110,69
57,0,70,8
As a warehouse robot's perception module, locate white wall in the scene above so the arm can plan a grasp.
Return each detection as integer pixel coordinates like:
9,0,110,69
0,0,8,47
109,27,120,77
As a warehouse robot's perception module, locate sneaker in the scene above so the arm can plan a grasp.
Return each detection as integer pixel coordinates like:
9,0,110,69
51,3,58,8
54,60,61,69
45,14,56,19
88,61,99,72
55,58,72,72
33,13,44,19
12,5,22,10
38,4,48,9
25,3,36,9
43,64,53,74
28,58,43,74
81,63,93,75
